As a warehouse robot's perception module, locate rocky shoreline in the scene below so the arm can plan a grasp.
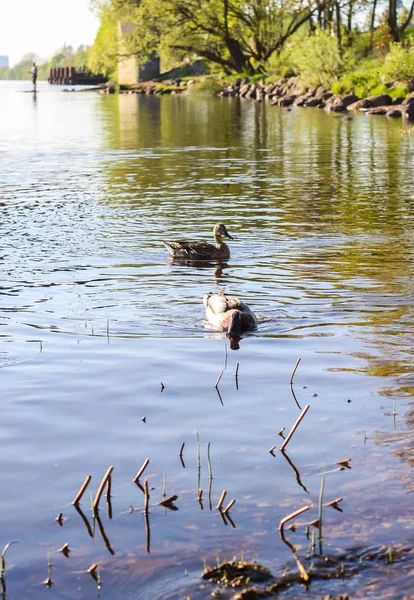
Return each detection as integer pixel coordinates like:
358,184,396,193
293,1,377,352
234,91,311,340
219,76,414,120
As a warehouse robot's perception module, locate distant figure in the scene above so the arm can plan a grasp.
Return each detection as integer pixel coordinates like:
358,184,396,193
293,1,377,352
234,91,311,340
31,62,38,87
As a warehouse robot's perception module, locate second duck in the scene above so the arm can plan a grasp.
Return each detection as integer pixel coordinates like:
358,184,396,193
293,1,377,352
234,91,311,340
163,223,233,260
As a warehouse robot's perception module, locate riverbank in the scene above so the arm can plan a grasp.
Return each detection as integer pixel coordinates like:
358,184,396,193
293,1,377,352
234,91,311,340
218,76,414,120
93,75,414,121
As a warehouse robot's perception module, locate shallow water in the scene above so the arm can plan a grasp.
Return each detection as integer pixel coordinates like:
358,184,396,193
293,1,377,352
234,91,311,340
0,80,413,599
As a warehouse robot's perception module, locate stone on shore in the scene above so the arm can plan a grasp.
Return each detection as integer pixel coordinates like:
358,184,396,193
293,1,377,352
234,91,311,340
347,94,392,111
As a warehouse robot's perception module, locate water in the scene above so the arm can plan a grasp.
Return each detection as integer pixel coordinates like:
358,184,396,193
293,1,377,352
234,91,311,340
0,80,413,599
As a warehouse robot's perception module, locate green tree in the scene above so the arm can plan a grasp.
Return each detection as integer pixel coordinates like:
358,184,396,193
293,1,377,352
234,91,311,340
107,0,331,74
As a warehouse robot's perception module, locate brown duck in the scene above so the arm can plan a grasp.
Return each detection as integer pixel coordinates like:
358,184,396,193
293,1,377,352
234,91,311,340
163,223,233,260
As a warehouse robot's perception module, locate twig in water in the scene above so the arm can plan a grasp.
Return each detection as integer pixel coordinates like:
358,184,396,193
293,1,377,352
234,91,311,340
56,512,63,526
216,490,227,511
93,466,114,513
207,442,213,481
198,488,203,509
59,543,70,557
269,445,276,453
158,495,178,508
278,427,285,438
43,548,53,588
160,382,165,391
179,442,185,457
235,363,239,378
325,497,343,509
196,431,201,470
336,458,351,468
223,499,236,514
318,475,325,553
1,541,19,594
215,370,224,388
279,504,313,534
280,405,310,451
144,478,149,515
133,458,149,483
72,475,92,505
289,357,301,385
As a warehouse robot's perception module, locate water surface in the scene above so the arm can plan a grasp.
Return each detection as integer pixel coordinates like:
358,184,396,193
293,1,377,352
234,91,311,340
0,80,413,599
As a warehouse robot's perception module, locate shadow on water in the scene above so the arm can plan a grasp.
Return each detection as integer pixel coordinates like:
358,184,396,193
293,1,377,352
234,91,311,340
0,84,413,598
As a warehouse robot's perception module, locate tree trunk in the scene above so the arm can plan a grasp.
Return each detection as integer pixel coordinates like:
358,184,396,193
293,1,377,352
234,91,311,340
388,0,400,41
336,1,343,58
370,0,378,49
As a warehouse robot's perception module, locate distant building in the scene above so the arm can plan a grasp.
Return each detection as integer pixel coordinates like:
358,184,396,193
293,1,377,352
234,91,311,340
0,55,9,68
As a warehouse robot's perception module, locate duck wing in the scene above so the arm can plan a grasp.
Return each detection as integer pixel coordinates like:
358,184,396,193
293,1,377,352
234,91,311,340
207,294,241,315
163,241,216,259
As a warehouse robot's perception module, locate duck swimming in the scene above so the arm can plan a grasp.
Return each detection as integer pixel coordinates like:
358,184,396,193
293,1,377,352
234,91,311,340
203,291,258,340
163,223,233,260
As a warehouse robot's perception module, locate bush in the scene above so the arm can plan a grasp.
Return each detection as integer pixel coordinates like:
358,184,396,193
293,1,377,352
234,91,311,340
286,29,343,87
381,42,414,83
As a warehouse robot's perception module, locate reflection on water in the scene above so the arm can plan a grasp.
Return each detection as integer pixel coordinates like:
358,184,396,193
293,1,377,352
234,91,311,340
0,82,413,599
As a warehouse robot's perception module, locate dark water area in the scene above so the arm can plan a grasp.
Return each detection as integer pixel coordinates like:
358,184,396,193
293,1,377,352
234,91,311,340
0,80,413,599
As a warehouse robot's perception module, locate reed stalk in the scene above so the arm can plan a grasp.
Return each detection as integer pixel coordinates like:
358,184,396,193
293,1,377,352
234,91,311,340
133,458,149,483
216,490,227,511
93,466,114,513
196,431,200,470
215,370,224,388
72,475,92,505
280,405,310,451
223,499,235,514
144,478,149,515
207,442,212,481
289,357,301,385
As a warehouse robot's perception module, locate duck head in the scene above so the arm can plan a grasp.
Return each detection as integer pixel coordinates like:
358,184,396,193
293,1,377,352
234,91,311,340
213,223,233,240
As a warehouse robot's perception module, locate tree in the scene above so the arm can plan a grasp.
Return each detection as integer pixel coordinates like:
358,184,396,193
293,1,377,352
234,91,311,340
108,0,331,74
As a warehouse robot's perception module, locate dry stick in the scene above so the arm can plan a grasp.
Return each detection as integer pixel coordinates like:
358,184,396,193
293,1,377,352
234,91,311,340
179,442,185,457
325,497,343,507
269,445,277,453
72,475,92,505
143,478,149,515
223,499,236,514
216,490,227,511
198,488,203,502
280,404,310,452
133,458,149,483
290,357,301,385
158,495,178,507
279,504,313,534
93,466,114,513
215,370,224,388
235,363,239,378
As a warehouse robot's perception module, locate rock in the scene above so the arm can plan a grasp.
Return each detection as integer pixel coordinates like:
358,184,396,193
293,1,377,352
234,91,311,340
348,94,392,111
245,84,257,99
402,92,414,105
239,84,251,98
367,106,388,115
325,96,346,112
294,95,307,106
405,102,414,120
342,94,359,107
386,108,403,118
391,96,405,105
276,95,296,106
304,97,323,107
186,79,195,87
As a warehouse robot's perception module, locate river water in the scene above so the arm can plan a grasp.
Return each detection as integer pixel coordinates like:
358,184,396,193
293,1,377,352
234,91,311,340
0,80,413,599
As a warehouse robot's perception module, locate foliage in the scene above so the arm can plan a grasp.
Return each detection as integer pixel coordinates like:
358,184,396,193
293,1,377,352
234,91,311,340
269,28,343,87
87,6,119,79
381,42,414,82
102,0,327,75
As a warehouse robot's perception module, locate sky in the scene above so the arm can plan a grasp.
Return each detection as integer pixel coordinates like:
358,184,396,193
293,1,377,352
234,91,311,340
0,0,100,66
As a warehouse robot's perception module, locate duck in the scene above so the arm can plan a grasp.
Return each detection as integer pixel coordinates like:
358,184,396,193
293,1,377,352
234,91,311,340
203,290,258,338
163,223,233,260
